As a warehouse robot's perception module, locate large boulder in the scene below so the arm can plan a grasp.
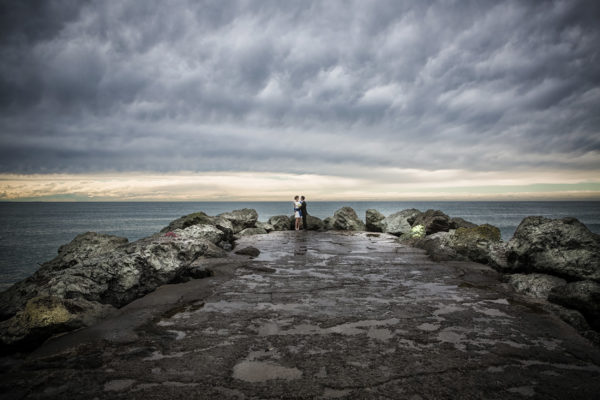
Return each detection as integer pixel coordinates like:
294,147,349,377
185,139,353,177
325,207,365,231
0,296,115,351
256,221,274,233
450,224,504,267
268,215,291,231
412,209,451,235
288,214,324,231
218,209,259,234
549,280,600,330
506,216,600,281
414,232,457,262
0,224,229,351
366,209,385,232
160,211,214,233
236,227,268,238
506,273,567,299
383,209,422,236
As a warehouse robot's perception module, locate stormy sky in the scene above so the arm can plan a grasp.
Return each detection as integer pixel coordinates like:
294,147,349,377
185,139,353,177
0,0,599,200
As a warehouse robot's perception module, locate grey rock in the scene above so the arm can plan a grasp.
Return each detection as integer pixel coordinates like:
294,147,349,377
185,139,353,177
366,209,385,232
414,232,458,262
256,221,274,233
450,224,504,267
0,225,228,350
506,216,600,281
236,227,268,237
218,209,259,234
383,209,422,236
160,211,214,233
506,273,567,299
412,209,451,235
325,207,365,231
268,215,292,231
549,280,600,330
542,303,600,345
234,246,261,257
449,217,478,229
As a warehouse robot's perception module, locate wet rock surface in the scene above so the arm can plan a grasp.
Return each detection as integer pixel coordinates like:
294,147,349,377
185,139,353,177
1,231,599,399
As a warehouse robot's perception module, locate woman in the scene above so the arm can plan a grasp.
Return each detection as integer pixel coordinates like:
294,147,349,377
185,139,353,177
293,195,302,230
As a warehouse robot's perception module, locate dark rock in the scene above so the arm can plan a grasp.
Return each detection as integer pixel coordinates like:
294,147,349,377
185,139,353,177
549,280,600,330
506,216,600,281
366,209,385,232
506,273,567,299
412,209,450,235
235,246,261,257
0,296,115,351
449,217,478,229
218,209,259,234
325,207,365,231
543,303,600,345
268,215,291,231
160,211,214,233
290,214,324,231
383,209,422,236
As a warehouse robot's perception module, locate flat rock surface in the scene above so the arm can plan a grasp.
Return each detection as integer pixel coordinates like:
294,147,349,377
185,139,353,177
1,231,600,399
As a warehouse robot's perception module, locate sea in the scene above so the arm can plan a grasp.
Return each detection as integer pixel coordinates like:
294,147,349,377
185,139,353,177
1,201,599,291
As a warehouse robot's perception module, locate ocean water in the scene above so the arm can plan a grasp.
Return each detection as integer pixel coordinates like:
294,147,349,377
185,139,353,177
1,201,599,291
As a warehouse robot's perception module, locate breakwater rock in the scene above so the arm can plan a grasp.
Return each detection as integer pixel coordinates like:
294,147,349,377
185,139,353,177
1,205,599,355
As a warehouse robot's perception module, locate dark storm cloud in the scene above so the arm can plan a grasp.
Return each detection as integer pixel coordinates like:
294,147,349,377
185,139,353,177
0,0,599,174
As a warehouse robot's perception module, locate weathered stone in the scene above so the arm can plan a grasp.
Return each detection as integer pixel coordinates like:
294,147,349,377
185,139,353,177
234,246,261,257
383,209,422,236
325,207,365,231
450,224,503,267
449,217,478,229
218,209,259,234
0,296,115,351
549,280,600,330
268,215,291,231
506,273,567,299
414,232,458,261
160,211,214,233
237,227,268,237
365,209,385,232
399,224,426,241
303,215,324,231
256,221,274,233
412,209,451,235
506,216,600,281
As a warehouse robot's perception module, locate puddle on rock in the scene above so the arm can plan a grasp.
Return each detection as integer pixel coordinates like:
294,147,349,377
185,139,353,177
232,360,302,382
416,323,441,332
367,327,394,341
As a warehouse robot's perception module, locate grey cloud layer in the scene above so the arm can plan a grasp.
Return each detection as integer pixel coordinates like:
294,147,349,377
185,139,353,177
1,0,599,174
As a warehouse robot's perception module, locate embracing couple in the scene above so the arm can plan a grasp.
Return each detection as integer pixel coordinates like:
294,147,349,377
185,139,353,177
293,195,308,231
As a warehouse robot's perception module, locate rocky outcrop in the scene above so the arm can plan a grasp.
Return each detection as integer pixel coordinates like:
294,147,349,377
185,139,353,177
268,215,291,231
325,207,365,231
288,215,324,231
217,209,259,234
412,209,451,235
383,209,422,236
549,281,600,330
413,224,506,268
256,221,274,233
450,225,505,268
505,273,567,299
506,216,600,281
0,207,257,352
366,209,385,232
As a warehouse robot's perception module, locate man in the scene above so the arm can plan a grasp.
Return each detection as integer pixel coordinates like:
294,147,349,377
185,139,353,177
300,195,308,230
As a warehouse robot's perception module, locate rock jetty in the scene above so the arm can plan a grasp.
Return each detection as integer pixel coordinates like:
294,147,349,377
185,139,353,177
1,206,599,354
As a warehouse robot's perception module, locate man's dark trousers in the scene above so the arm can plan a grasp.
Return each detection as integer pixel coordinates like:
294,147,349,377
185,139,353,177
301,201,308,229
